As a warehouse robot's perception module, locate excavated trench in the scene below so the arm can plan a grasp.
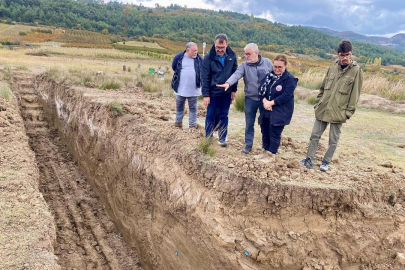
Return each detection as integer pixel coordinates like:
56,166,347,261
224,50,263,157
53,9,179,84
11,72,405,269
13,74,142,270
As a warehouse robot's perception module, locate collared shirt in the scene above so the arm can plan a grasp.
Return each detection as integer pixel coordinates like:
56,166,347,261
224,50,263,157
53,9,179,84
216,52,227,67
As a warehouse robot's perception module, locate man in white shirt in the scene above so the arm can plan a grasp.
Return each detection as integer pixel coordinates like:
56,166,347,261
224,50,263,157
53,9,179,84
171,42,203,129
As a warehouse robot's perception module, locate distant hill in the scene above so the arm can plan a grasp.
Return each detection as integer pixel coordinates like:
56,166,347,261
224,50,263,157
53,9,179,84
310,27,405,52
0,0,404,66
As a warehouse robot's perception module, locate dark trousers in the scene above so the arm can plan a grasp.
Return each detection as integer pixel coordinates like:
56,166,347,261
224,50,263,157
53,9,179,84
260,116,285,154
244,97,260,147
205,95,232,142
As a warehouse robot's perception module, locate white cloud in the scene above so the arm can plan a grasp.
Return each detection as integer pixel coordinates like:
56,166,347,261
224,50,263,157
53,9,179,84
257,11,275,22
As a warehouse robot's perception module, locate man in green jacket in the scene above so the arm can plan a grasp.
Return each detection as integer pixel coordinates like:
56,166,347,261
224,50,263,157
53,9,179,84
300,40,363,172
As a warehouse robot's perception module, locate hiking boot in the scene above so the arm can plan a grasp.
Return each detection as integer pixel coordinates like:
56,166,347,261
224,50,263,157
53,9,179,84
320,161,329,172
300,157,314,169
242,145,252,154
173,122,182,128
189,124,199,129
218,140,227,147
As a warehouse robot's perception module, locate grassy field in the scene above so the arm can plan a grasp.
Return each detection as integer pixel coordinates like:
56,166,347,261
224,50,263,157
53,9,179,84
0,23,11,32
0,44,403,170
0,24,35,36
117,40,164,49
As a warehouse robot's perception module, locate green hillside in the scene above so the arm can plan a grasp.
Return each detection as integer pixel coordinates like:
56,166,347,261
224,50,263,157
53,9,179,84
0,0,404,65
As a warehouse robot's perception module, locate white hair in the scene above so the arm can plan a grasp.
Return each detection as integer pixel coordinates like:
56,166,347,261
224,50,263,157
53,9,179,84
244,43,259,53
186,42,197,49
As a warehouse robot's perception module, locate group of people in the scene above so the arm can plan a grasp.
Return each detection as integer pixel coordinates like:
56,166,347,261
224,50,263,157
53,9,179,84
171,34,363,172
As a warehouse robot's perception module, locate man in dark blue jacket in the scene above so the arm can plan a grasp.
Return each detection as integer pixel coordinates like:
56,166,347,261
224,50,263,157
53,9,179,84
202,33,238,147
171,42,203,129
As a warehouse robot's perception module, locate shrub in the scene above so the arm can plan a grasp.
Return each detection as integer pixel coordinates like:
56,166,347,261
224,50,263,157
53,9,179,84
197,137,215,157
100,81,120,90
109,101,126,115
233,90,245,112
19,31,27,36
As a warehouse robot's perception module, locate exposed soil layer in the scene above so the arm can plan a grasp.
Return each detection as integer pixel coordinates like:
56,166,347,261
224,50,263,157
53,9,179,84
0,81,59,270
9,72,405,269
12,74,142,270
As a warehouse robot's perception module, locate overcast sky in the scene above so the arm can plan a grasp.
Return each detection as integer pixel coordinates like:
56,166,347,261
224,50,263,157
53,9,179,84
115,0,405,37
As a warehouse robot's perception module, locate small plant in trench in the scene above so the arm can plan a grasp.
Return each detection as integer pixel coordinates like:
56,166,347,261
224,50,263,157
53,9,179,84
109,101,126,115
100,81,120,90
0,86,11,100
197,136,215,157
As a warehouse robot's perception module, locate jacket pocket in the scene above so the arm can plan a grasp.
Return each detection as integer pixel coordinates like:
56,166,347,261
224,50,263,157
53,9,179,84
339,79,353,95
324,77,334,90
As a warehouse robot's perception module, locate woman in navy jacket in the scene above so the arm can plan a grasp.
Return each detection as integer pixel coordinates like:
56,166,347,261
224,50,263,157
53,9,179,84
258,55,298,154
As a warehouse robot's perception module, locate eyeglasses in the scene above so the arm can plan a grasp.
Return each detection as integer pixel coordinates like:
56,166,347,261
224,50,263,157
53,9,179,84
339,53,352,59
245,52,256,56
274,66,285,69
215,46,226,51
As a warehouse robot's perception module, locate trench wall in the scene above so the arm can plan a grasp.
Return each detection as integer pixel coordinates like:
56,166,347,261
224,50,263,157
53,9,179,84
1,77,60,270
33,75,404,269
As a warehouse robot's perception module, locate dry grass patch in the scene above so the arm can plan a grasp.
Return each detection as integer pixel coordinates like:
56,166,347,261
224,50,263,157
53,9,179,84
0,24,34,37
363,73,405,101
139,72,172,93
118,40,164,49
31,46,149,60
296,68,325,90
62,43,113,49
0,85,11,99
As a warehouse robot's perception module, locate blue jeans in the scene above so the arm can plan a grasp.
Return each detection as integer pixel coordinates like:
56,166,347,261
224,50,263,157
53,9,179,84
260,116,285,154
205,95,232,142
175,95,198,127
244,97,261,147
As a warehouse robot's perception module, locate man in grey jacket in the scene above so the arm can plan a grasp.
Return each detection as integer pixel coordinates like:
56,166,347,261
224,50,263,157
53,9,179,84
217,43,273,154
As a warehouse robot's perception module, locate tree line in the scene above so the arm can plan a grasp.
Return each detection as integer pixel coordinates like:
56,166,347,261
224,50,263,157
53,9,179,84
0,0,404,66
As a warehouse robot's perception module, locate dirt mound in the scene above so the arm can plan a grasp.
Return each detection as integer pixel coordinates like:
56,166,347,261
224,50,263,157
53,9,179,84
359,94,405,114
295,86,405,114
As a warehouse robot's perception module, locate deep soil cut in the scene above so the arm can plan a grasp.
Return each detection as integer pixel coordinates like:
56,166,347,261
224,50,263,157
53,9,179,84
8,72,405,270
13,74,142,270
